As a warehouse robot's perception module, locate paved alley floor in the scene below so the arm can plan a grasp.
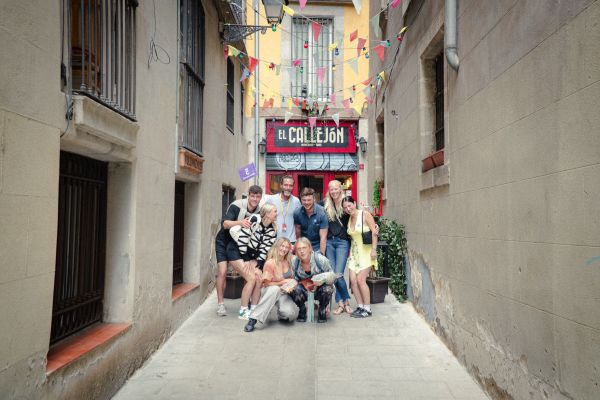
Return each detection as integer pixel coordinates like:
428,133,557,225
112,293,488,400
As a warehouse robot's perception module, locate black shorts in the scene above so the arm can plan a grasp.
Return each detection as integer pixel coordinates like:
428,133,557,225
215,236,230,263
225,241,253,262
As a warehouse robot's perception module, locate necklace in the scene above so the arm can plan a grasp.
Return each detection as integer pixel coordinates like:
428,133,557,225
279,193,291,232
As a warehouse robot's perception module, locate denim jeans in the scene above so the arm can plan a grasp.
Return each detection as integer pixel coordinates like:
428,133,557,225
326,237,351,303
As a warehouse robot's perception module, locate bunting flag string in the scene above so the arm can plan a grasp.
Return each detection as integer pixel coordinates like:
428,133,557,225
312,21,321,41
356,38,367,56
349,29,358,42
373,45,385,61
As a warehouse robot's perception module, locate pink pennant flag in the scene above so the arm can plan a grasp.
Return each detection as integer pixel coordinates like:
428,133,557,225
373,45,385,61
308,116,317,128
350,30,358,42
312,22,321,42
362,77,372,86
329,93,336,105
224,46,229,60
391,0,401,8
299,0,307,10
248,57,259,73
356,38,367,56
292,59,302,67
316,67,326,83
342,99,351,109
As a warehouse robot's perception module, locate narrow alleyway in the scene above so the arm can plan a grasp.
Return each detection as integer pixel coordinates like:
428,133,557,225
112,293,488,400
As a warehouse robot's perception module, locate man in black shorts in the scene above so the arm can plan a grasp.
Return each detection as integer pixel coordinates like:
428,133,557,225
215,185,263,317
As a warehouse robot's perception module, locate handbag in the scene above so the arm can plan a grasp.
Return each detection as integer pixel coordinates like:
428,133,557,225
361,211,373,244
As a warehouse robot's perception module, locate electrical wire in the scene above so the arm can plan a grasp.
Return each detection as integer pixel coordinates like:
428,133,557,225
147,0,171,68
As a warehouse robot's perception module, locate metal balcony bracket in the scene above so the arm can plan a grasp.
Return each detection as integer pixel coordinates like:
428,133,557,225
221,23,269,43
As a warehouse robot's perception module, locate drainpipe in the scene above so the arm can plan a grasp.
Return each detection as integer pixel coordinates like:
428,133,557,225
254,0,260,185
444,0,459,70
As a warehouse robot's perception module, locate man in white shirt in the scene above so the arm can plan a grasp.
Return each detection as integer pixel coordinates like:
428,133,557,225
263,175,301,244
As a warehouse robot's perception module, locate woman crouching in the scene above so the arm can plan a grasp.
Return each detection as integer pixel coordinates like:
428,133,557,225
244,238,299,332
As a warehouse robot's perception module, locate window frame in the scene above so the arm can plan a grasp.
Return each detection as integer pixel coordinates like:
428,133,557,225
226,58,235,133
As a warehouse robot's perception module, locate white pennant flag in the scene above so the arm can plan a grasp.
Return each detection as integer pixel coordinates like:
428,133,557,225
285,111,294,124
332,113,340,127
351,0,362,14
348,58,359,75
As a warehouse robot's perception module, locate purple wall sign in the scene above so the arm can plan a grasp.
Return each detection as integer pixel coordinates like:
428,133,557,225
239,163,257,181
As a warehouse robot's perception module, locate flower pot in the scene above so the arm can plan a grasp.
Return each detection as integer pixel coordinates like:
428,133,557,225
421,155,435,173
431,149,444,167
224,273,243,299
366,276,391,304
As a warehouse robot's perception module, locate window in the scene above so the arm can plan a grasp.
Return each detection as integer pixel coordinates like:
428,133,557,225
226,59,235,132
173,181,185,286
52,152,108,344
69,0,137,119
291,17,333,101
222,186,236,218
433,52,444,151
180,0,205,155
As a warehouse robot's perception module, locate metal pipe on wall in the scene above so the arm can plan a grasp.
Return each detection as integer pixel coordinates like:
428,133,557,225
254,0,260,185
444,0,460,70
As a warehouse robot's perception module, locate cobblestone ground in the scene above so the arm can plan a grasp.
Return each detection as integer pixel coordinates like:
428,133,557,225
113,292,489,400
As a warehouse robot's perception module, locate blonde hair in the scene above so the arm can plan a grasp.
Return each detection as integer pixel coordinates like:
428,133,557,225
266,238,292,278
260,202,276,218
324,180,344,221
295,237,313,250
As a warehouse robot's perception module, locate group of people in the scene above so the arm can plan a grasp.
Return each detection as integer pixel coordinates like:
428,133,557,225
214,175,379,333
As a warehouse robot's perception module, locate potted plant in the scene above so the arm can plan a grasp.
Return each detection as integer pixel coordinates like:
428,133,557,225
367,218,408,303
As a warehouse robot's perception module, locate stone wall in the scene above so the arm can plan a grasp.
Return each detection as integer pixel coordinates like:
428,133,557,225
373,0,600,399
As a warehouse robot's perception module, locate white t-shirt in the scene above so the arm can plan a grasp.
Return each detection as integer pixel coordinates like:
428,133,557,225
264,193,301,242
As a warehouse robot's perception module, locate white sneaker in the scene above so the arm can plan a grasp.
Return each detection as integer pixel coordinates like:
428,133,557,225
238,308,250,320
216,304,227,317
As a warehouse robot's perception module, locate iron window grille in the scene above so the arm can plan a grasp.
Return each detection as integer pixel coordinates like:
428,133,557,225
180,0,205,155
291,17,333,102
68,0,137,120
173,181,185,286
434,52,445,151
52,152,108,345
226,59,235,132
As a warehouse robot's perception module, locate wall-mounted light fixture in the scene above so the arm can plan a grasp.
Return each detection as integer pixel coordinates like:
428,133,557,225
258,138,267,155
358,137,368,153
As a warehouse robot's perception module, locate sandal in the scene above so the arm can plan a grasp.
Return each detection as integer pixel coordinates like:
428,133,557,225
333,305,345,315
344,304,353,314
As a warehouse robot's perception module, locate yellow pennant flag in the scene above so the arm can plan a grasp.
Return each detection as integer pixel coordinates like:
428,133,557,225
378,71,385,81
353,102,363,116
399,26,408,34
282,4,295,16
228,45,240,57
328,42,338,52
287,98,293,110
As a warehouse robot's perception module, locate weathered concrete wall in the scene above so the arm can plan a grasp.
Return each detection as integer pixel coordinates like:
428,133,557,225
0,0,250,398
375,0,600,399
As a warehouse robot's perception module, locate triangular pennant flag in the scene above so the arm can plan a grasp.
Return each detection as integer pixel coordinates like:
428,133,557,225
342,99,351,109
292,59,302,67
319,102,327,114
224,46,229,60
285,111,294,123
363,86,371,98
356,38,367,56
349,30,358,42
275,64,281,75
371,15,381,39
391,0,401,8
348,58,359,75
362,77,372,86
400,26,408,34
240,68,250,82
287,98,293,110
373,45,385,61
292,97,300,106
312,22,321,42
308,117,317,129
299,0,307,10
329,93,336,105
282,4,294,16
228,45,240,58
316,67,326,83
263,99,270,108
353,102,362,115
248,57,259,73
378,71,385,81
328,42,338,52
332,113,340,127
351,0,362,14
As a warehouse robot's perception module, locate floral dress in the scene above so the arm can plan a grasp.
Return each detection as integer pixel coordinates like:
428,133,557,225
346,210,378,273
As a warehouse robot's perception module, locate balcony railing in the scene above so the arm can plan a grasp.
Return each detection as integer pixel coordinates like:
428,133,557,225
70,0,137,120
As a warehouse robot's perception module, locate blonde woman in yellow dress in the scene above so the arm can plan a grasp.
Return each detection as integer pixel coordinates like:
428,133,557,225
342,196,378,318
